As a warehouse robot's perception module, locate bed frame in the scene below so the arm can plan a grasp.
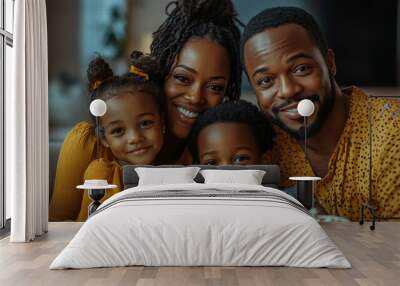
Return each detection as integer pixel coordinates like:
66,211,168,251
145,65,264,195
85,165,282,216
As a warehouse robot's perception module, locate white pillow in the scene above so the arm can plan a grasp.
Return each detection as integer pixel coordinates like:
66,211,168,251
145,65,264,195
200,169,266,185
135,167,201,186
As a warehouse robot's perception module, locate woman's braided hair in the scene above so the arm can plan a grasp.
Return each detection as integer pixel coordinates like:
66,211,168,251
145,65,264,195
150,0,243,101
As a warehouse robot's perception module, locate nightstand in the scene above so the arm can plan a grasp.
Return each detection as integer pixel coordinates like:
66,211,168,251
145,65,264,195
289,176,321,210
77,180,117,216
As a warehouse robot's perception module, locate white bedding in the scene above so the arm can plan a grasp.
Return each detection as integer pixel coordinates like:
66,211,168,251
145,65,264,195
50,183,351,269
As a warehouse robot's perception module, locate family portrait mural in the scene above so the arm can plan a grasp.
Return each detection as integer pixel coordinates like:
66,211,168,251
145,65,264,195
47,0,400,223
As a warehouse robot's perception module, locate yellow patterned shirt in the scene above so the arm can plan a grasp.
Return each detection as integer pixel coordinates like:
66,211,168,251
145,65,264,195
272,86,400,220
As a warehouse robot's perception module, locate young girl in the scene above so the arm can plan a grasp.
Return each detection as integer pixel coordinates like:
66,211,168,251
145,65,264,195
76,51,165,221
188,100,274,165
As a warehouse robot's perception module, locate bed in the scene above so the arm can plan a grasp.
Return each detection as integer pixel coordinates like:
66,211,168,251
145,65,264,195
50,165,350,269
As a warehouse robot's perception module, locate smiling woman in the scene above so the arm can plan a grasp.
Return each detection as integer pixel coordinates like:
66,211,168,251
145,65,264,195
151,0,242,163
163,38,230,140
49,0,242,221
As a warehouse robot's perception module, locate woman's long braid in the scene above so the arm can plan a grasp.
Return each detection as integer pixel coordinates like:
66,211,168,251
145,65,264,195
150,0,242,101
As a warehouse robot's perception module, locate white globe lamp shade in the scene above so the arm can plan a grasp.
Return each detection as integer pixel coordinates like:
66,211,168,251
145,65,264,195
297,99,315,117
90,99,107,117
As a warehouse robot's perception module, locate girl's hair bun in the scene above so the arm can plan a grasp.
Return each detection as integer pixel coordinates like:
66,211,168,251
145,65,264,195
129,50,159,77
87,57,114,93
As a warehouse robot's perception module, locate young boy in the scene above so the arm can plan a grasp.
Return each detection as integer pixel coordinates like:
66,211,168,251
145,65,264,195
188,100,274,165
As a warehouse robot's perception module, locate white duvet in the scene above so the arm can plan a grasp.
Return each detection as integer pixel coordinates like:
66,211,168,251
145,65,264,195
50,183,351,269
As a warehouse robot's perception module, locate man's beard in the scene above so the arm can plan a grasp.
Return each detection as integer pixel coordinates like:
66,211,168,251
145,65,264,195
264,75,336,140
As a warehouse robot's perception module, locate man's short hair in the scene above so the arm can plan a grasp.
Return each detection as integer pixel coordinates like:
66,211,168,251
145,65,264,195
241,6,328,63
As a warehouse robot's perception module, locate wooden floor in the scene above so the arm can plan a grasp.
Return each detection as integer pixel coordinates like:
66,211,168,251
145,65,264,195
0,222,399,286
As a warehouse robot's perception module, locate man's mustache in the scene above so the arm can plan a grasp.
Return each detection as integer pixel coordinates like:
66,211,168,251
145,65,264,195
271,94,320,114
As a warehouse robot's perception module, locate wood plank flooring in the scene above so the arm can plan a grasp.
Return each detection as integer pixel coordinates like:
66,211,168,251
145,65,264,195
0,222,399,286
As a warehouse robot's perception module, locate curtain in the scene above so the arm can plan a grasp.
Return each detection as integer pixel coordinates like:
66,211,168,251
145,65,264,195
6,0,49,242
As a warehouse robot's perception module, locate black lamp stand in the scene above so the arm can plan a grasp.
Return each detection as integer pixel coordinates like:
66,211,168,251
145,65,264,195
88,189,106,216
359,95,400,230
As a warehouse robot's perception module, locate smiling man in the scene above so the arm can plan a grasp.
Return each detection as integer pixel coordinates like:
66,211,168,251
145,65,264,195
241,7,400,220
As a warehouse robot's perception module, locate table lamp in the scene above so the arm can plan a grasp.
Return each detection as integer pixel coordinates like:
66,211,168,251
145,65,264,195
292,99,347,223
297,99,315,161
76,99,112,216
289,99,319,209
89,99,107,158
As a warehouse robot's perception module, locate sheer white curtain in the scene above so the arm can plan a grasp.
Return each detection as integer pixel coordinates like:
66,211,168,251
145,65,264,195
6,0,48,242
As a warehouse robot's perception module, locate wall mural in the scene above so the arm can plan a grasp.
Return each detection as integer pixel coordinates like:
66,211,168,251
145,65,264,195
47,0,400,223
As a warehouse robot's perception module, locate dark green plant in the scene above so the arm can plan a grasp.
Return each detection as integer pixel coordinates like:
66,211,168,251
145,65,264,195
103,5,127,59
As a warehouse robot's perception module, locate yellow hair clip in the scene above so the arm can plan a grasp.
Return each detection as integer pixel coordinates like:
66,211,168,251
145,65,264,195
129,65,149,80
92,80,103,91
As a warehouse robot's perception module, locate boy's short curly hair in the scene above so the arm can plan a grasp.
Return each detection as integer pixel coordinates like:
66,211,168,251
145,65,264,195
188,100,274,163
